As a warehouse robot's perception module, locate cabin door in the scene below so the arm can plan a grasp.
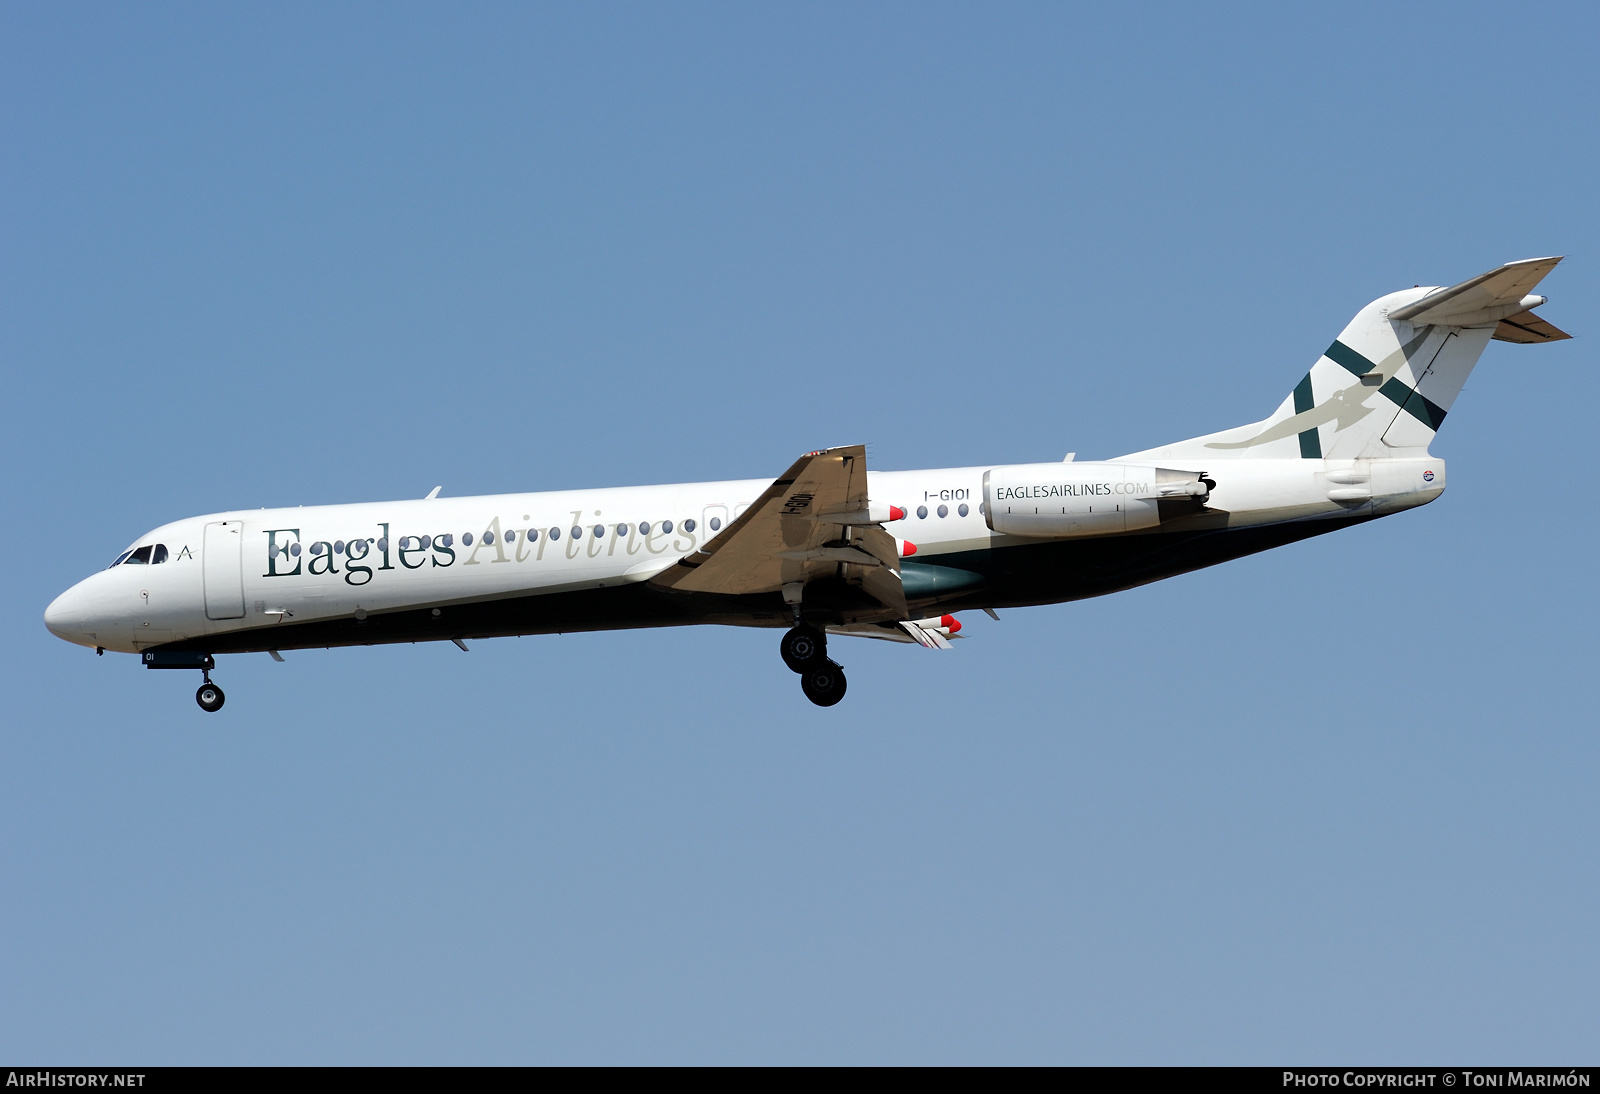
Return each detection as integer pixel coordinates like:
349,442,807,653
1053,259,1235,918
203,521,246,620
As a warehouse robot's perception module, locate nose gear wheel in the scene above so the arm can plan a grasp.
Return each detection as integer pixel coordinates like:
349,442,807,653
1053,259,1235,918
196,681,226,713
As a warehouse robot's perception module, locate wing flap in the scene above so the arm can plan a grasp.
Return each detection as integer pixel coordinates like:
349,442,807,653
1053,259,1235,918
826,622,920,644
897,620,954,649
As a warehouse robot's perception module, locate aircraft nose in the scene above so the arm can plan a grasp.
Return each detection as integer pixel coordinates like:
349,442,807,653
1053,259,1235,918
44,583,90,643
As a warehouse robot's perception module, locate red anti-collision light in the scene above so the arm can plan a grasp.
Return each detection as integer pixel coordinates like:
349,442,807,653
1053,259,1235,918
889,505,906,522
940,614,961,634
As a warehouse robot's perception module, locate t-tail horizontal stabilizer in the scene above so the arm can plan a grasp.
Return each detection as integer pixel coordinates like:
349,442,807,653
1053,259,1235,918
1491,309,1571,344
1388,256,1570,342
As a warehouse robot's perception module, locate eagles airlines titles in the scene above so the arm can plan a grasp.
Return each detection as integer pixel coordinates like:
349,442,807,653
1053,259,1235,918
46,258,1572,710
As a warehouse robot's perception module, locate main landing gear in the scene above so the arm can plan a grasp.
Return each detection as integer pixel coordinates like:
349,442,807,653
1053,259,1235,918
781,624,847,707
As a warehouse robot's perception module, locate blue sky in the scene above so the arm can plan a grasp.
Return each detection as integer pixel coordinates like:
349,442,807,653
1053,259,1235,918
3,2,1597,1064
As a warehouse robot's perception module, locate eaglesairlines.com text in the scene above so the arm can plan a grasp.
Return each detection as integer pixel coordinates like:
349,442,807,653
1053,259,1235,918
1286,1074,1590,1088
6,1075,144,1088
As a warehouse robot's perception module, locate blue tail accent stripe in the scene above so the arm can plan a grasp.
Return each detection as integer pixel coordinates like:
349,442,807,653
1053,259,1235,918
1293,374,1321,458
1325,340,1375,377
1328,339,1448,432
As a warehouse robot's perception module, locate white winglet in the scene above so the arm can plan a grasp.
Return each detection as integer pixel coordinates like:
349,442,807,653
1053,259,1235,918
425,486,442,500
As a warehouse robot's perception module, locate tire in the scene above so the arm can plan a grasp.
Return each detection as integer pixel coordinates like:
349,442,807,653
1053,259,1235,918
196,682,226,713
780,625,827,674
800,660,847,707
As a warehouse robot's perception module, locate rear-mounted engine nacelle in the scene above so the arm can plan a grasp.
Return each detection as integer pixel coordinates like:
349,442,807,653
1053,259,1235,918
982,463,1210,538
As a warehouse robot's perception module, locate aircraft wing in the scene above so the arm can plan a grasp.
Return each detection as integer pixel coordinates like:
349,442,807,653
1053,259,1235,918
649,444,907,616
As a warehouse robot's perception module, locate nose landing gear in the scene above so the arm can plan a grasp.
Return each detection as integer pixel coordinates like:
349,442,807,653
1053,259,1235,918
142,650,225,713
780,624,847,707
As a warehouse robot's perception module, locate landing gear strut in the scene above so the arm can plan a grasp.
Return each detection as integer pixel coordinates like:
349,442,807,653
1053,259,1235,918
781,584,847,707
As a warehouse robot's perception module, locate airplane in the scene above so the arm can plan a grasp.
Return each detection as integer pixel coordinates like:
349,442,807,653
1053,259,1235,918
44,257,1571,712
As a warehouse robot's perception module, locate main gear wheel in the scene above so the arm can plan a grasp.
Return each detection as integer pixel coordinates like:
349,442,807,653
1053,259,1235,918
780,625,827,674
800,660,847,707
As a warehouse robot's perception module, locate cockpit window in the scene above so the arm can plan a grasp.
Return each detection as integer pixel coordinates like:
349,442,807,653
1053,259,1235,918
109,550,134,568
152,544,169,564
124,545,153,565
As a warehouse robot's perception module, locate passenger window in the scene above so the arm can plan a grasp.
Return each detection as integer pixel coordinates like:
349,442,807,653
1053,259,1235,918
661,520,673,534
917,506,928,519
125,545,153,565
937,505,948,518
593,525,605,538
639,522,651,535
152,544,169,564
710,517,721,531
684,519,696,532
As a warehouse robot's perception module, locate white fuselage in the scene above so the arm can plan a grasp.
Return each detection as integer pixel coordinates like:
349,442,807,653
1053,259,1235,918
45,457,1444,655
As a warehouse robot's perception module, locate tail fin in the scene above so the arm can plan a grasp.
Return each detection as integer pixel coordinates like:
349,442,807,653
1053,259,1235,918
1123,257,1568,462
